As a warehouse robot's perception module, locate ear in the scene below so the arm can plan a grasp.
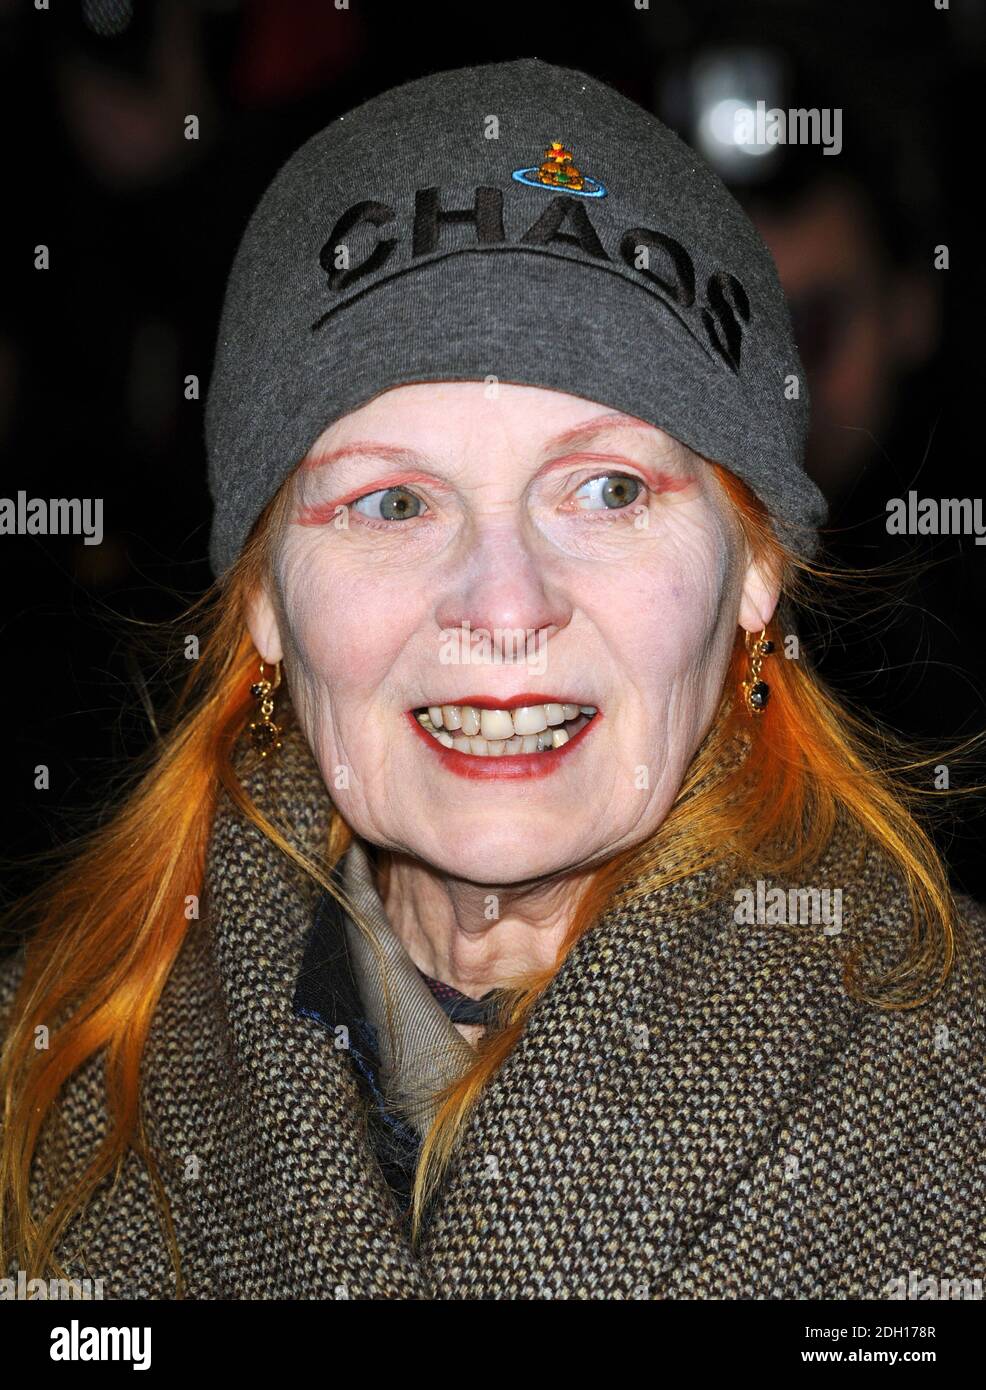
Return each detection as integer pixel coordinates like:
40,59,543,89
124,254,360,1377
737,546,782,636
245,581,284,665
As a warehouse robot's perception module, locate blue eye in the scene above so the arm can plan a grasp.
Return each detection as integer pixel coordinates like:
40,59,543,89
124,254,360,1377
573,474,643,510
352,487,426,521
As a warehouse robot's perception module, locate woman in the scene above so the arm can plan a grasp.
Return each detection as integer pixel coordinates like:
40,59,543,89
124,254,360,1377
2,58,984,1301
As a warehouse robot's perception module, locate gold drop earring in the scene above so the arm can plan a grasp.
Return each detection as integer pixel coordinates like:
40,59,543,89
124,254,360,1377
741,628,774,714
249,658,283,756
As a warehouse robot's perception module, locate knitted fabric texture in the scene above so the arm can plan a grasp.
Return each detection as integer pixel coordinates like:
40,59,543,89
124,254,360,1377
2,709,985,1299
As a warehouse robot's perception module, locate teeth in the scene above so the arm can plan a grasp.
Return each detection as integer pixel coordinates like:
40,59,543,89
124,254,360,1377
512,705,548,736
480,709,514,741
414,702,596,757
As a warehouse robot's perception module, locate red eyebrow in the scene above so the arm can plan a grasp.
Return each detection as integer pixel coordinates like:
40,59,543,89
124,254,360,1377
301,441,423,472
544,411,657,450
300,412,657,472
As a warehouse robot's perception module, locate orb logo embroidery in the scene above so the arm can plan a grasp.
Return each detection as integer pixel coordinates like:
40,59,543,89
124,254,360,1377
512,140,607,198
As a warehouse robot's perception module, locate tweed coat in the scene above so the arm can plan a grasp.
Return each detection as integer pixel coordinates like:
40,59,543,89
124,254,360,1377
2,710,985,1301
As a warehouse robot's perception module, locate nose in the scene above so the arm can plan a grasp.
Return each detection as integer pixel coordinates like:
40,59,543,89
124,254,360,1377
433,525,573,653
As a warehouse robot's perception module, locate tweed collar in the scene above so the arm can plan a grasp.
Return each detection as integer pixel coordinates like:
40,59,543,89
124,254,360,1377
183,703,903,1295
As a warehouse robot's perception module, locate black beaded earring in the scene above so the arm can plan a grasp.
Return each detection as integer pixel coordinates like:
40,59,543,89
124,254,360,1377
742,628,774,714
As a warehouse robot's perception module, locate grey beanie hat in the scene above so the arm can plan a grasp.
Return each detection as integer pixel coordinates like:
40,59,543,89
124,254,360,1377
205,56,827,578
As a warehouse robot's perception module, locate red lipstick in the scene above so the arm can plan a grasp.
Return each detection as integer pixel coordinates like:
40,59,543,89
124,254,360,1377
405,708,600,780
417,693,593,710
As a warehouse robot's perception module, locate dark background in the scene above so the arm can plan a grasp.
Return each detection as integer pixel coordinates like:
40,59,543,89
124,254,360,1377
3,0,984,904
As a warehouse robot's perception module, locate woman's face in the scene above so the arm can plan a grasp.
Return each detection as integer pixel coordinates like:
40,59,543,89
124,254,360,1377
248,382,776,886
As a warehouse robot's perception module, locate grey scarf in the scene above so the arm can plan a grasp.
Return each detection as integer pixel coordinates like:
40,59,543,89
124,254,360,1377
337,836,475,1136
